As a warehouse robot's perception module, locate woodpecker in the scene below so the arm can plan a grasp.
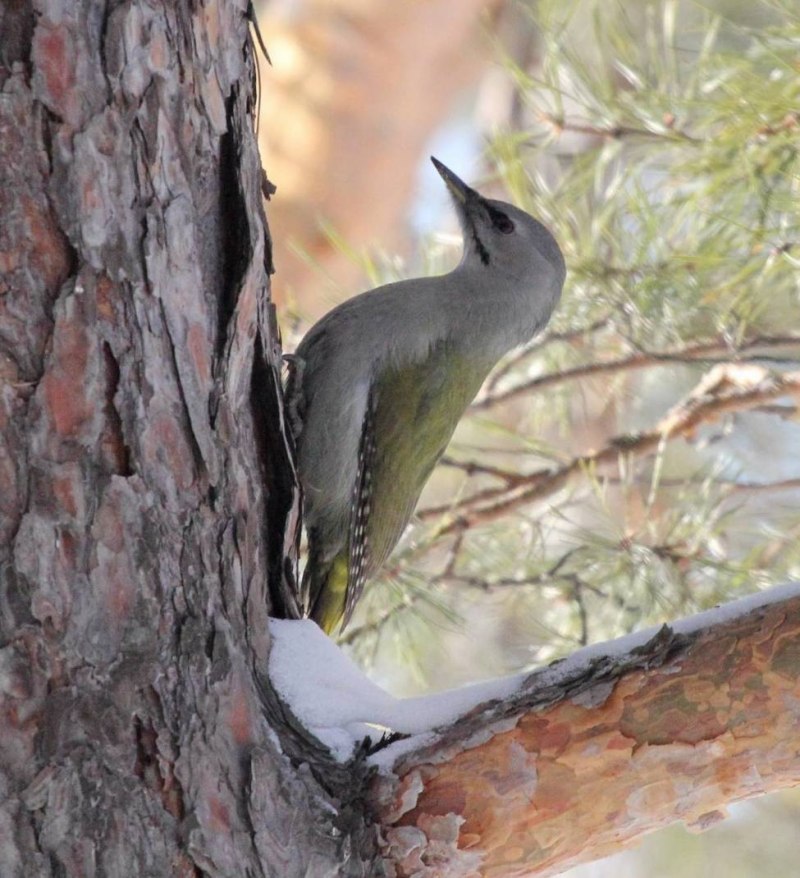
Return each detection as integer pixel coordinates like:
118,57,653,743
287,158,565,634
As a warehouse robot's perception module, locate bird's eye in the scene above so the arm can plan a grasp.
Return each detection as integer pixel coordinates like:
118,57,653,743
491,211,515,235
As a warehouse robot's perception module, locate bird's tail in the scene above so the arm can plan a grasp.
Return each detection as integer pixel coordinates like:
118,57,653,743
305,552,349,635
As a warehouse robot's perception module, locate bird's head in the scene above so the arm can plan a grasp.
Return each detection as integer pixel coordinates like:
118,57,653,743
431,156,565,293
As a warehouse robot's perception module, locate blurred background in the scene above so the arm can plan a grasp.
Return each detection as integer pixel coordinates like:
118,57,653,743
255,0,800,873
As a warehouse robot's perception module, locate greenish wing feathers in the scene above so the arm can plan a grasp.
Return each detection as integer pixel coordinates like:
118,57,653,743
307,341,493,633
349,341,493,600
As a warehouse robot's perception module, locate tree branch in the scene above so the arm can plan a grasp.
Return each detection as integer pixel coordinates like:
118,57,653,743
372,584,800,877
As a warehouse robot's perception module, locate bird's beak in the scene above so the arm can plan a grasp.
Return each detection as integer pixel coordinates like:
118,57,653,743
431,156,478,206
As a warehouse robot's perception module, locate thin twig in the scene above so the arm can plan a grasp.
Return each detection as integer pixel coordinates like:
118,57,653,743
338,600,410,646
539,112,701,144
474,334,800,411
424,365,800,535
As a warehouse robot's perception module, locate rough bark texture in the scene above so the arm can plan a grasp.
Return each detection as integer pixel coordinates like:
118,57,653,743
0,2,376,875
372,592,800,878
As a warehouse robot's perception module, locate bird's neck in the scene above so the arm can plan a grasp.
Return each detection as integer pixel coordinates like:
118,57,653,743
450,263,554,349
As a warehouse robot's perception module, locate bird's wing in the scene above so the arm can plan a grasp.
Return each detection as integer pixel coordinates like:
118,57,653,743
339,341,491,629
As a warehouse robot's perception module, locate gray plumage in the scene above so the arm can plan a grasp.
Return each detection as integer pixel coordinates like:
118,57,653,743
287,158,566,633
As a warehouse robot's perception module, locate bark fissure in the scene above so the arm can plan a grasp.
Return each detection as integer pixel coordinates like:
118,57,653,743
216,92,251,362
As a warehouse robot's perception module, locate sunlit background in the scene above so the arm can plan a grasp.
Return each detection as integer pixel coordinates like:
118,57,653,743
255,0,800,873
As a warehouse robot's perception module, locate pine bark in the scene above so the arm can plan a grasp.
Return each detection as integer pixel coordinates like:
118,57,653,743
0,2,374,875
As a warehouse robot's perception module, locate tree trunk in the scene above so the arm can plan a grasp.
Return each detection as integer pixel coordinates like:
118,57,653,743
2,3,798,878
0,1,374,874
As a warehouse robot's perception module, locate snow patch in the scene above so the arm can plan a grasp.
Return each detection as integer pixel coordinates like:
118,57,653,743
268,618,526,759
